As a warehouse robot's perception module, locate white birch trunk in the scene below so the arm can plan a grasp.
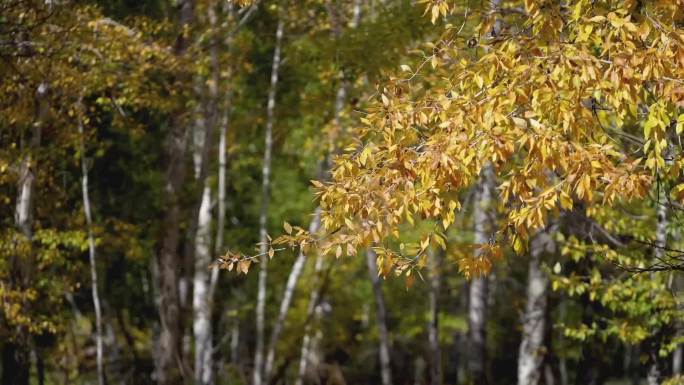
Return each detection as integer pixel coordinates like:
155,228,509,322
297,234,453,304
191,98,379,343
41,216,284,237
6,82,47,385
673,231,683,376
263,208,322,381
468,166,494,385
78,99,105,385
15,159,36,240
428,249,442,385
647,190,668,385
210,0,234,299
230,319,240,365
366,249,393,385
15,82,46,239
294,250,326,385
253,16,284,385
517,230,553,385
191,2,227,383
674,341,682,375
193,183,213,385
468,2,501,379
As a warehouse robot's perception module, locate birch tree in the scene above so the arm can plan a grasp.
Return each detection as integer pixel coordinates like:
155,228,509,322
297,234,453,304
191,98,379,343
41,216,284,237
191,1,225,383
294,251,327,385
428,248,442,385
253,15,284,385
4,80,47,385
193,182,214,384
468,166,496,385
77,98,105,385
366,249,393,385
646,186,669,385
517,228,554,385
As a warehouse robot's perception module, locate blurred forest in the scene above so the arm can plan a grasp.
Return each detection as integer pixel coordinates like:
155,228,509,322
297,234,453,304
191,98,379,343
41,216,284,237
1,0,684,385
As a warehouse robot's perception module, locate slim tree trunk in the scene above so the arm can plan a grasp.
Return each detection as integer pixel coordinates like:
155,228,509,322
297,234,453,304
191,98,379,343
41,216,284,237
294,249,326,385
193,183,213,385
14,81,44,240
78,99,105,385
468,166,495,385
674,340,682,375
253,16,284,385
157,96,188,385
156,1,194,383
230,319,240,365
366,249,393,385
517,230,553,385
3,82,47,385
468,277,487,384
264,208,322,381
673,244,683,376
467,4,502,380
646,190,668,385
191,1,224,383
209,0,235,308
210,90,228,299
428,249,442,385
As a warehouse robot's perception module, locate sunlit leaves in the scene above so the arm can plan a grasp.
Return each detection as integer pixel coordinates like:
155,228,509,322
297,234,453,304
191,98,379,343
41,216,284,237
268,0,684,282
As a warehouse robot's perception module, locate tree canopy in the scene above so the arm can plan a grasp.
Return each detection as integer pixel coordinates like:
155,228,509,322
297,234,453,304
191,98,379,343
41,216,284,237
1,1,684,385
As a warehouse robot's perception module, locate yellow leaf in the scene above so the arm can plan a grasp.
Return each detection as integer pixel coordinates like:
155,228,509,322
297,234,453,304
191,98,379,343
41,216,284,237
474,74,484,89
359,146,370,166
420,236,430,251
512,117,527,128
434,234,446,250
381,93,390,107
513,237,525,255
238,260,251,274
311,180,323,188
431,5,439,23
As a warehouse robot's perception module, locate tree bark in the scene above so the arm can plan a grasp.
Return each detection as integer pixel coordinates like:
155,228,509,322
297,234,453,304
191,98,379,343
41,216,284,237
674,340,682,375
466,5,502,381
517,229,553,385
3,82,47,385
253,16,284,385
646,190,668,385
156,1,194,383
366,249,393,385
157,96,188,385
190,1,226,383
209,0,235,314
78,98,105,385
230,319,240,365
468,166,495,385
428,248,442,385
193,183,213,385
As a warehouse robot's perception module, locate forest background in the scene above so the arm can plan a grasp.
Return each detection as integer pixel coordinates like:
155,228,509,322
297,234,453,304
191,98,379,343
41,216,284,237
1,1,684,385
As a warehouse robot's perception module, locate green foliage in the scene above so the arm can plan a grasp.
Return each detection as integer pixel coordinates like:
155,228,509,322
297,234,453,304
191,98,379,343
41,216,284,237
2,0,684,383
